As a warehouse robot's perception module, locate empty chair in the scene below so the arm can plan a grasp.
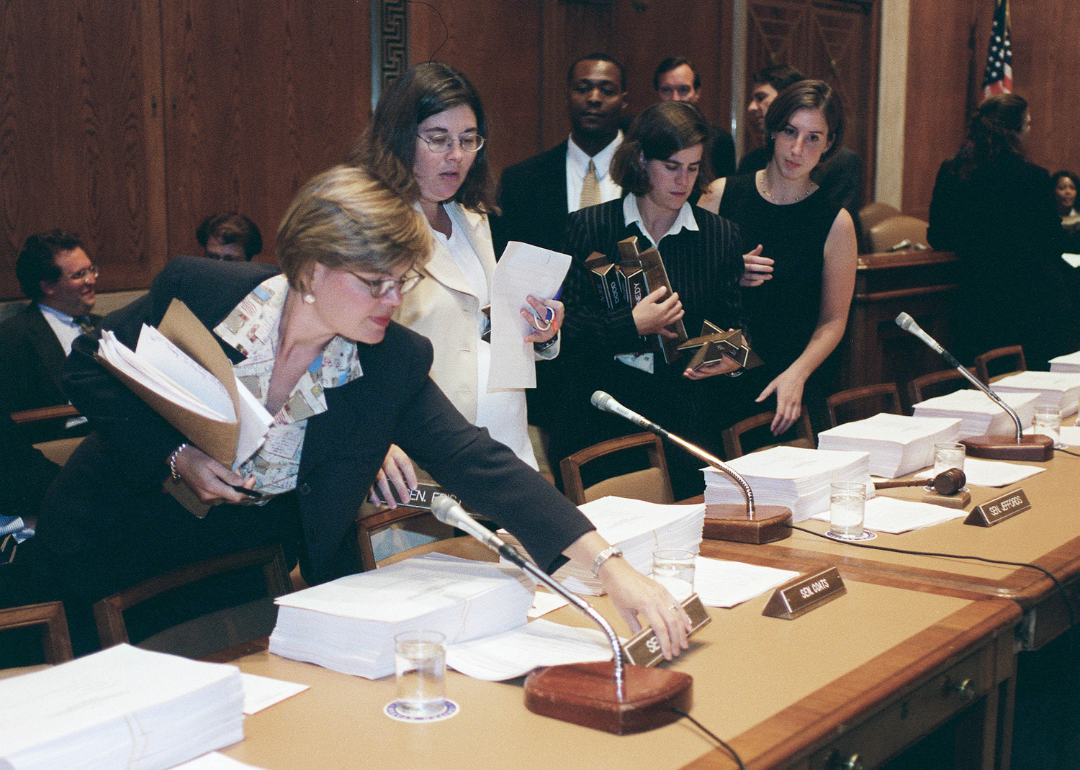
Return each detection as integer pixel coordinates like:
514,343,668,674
0,601,73,665
868,215,930,253
559,433,673,506
826,383,903,428
722,409,815,459
974,345,1027,384
93,544,291,658
858,202,902,234
907,368,977,408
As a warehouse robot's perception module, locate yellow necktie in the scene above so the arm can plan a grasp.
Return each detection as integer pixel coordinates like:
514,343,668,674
579,159,601,209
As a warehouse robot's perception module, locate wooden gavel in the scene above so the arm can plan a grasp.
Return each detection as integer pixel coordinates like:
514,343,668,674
874,468,967,496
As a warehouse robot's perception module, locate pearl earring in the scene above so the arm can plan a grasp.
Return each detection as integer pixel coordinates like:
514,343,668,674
304,293,315,304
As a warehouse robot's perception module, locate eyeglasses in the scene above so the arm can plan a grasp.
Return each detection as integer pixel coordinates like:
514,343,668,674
416,132,485,154
350,269,424,298
63,265,99,282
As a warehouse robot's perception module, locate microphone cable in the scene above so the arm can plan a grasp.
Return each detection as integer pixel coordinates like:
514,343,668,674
669,708,747,770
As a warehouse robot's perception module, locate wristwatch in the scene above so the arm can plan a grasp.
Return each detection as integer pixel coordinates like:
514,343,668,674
591,545,624,577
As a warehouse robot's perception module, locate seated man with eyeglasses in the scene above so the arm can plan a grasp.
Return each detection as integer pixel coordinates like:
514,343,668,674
0,230,100,443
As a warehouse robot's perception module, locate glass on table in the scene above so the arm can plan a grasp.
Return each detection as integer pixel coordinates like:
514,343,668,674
394,630,446,718
829,481,866,540
932,442,966,476
651,549,695,601
1033,405,1063,448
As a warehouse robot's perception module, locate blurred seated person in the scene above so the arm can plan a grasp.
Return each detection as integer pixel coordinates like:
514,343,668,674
0,230,99,443
32,165,693,658
196,212,263,261
0,411,60,568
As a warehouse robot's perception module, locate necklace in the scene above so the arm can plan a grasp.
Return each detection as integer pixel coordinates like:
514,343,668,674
758,170,814,205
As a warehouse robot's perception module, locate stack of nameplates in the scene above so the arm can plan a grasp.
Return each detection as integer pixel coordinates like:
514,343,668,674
269,553,534,678
817,413,962,478
912,389,1039,439
499,497,706,596
0,644,243,770
1049,350,1080,373
991,371,1080,416
703,446,870,522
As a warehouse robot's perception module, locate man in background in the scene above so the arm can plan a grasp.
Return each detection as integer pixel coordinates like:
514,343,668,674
654,56,736,179
196,212,263,262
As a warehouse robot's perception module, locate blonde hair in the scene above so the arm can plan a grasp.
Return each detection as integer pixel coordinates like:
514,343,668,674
277,165,431,291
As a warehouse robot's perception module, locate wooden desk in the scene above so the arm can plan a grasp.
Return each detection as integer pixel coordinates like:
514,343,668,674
705,451,1080,652
218,564,1017,770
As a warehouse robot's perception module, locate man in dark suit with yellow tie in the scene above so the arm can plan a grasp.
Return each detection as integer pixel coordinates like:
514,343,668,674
0,230,101,443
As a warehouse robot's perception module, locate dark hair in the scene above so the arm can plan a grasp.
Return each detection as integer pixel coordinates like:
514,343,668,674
611,101,710,196
567,52,627,91
196,212,263,259
349,62,496,214
16,229,83,299
1052,170,1080,190
956,93,1028,172
764,80,844,163
751,64,806,93
653,57,699,91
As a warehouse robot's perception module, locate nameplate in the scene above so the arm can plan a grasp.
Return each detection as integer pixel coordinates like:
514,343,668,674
389,483,460,510
763,567,846,620
623,594,711,667
965,489,1030,527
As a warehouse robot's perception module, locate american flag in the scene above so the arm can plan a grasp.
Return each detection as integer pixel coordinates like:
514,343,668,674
982,0,1012,97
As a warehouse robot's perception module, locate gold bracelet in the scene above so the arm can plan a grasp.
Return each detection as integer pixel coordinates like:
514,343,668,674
167,443,189,482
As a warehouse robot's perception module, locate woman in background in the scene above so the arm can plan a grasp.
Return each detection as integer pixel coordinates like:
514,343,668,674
1052,170,1079,219
928,94,1070,368
351,62,561,507
698,80,857,436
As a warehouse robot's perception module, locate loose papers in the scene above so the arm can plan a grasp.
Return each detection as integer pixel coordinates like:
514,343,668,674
817,413,962,478
269,553,535,679
915,457,1045,487
499,497,707,596
693,557,799,608
811,496,966,534
704,446,871,522
912,389,1039,439
991,371,1080,416
0,644,243,770
446,619,613,681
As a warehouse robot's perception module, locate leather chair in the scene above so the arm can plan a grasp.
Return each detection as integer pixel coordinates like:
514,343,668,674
867,215,930,253
974,345,1027,385
559,432,674,506
0,601,73,664
722,409,815,459
858,202,902,235
826,383,903,428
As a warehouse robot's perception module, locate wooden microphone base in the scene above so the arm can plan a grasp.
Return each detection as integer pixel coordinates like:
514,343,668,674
704,504,793,544
961,434,1054,461
524,661,692,734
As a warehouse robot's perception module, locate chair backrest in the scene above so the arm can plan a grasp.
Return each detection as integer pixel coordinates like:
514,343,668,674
356,505,456,572
722,409,815,459
0,601,73,664
974,345,1027,385
93,544,291,653
907,368,976,407
559,432,674,506
868,215,930,253
826,383,903,428
858,202,902,234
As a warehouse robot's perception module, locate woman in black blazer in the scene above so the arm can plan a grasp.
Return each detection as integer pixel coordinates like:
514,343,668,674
32,165,692,656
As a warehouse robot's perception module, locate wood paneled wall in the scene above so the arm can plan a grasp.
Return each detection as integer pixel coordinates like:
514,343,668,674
902,0,1080,219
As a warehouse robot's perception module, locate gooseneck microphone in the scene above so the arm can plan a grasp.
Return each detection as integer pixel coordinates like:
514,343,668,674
431,494,627,697
895,312,1024,442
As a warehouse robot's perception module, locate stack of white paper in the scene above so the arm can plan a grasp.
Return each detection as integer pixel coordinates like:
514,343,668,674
498,497,706,596
703,446,871,522
817,413,962,478
1049,350,1080,373
912,389,1039,439
269,553,535,678
991,371,1080,416
0,644,243,770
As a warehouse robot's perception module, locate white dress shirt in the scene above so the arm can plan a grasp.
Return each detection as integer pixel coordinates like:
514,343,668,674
566,132,623,213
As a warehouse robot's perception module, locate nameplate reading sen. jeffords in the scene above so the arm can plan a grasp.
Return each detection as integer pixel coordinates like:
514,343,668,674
965,488,1031,527
762,567,846,620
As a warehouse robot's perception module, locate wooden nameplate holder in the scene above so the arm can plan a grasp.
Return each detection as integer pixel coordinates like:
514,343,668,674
704,503,792,544
961,434,1053,461
965,489,1030,527
763,567,846,619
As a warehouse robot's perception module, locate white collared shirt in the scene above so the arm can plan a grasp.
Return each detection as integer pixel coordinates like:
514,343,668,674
622,194,700,249
37,302,83,356
567,132,623,212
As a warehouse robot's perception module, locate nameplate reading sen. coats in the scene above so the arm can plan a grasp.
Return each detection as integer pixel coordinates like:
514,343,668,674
965,489,1030,527
762,567,846,620
623,594,711,666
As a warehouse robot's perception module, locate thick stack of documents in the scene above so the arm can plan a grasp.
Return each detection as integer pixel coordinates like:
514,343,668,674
499,497,706,596
0,644,243,770
912,389,1039,439
269,553,535,678
703,446,871,522
991,371,1080,416
816,413,961,478
1049,350,1080,373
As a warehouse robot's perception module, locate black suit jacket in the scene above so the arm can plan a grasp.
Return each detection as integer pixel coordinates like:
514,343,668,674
0,303,100,442
492,141,570,258
34,257,592,600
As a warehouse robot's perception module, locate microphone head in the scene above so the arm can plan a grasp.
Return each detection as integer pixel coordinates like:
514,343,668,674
895,312,915,331
591,390,614,412
431,494,457,525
